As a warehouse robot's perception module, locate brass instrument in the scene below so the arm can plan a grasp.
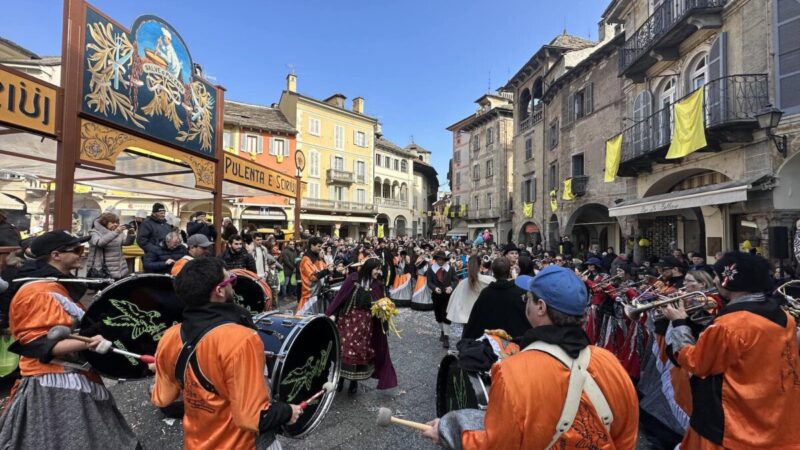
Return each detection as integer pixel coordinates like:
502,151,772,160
776,280,800,322
13,277,116,284
594,273,623,289
625,289,718,321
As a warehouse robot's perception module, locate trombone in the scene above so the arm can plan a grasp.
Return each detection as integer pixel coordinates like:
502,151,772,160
625,289,718,322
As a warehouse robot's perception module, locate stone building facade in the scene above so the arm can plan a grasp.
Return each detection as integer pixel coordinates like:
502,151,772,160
374,135,415,237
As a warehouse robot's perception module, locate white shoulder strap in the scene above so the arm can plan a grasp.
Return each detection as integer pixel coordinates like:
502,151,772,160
523,342,613,449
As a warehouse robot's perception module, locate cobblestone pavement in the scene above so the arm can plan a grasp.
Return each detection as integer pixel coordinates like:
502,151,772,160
97,306,657,449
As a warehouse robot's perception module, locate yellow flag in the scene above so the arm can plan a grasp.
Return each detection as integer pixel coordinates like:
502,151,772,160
604,133,623,182
427,211,432,217
666,86,707,159
450,210,456,218
377,224,385,238
73,184,91,194
277,153,284,163
333,227,340,238
562,179,576,201
444,205,450,217
550,190,558,212
523,202,533,218
460,204,466,216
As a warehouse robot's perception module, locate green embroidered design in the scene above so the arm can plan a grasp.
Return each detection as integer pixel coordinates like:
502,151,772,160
232,293,255,315
449,370,468,411
280,341,333,402
102,299,167,340
113,339,138,366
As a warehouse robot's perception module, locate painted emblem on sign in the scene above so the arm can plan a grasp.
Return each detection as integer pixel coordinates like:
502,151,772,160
102,299,167,340
280,341,333,402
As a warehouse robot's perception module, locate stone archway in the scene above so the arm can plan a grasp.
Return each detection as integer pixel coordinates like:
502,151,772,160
518,221,542,246
565,203,617,255
395,215,408,237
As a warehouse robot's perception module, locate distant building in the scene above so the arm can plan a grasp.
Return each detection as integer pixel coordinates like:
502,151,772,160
407,143,439,238
374,133,415,237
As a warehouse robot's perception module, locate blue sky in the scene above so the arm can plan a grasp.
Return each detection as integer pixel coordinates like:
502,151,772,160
3,0,607,189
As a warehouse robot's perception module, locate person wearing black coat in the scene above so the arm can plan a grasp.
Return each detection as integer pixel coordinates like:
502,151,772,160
143,232,188,274
136,203,171,253
427,251,459,349
602,247,617,271
0,211,21,247
220,234,256,273
462,256,531,341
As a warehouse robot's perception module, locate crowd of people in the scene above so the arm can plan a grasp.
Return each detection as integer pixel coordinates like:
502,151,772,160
0,202,799,449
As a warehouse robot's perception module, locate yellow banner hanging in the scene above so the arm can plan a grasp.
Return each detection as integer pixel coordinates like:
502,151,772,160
523,202,533,218
450,211,456,218
666,86,707,159
562,179,576,201
444,205,450,217
333,227,339,238
460,204,466,216
549,190,558,212
427,211,432,217
277,153,284,163
376,224,385,238
604,133,623,182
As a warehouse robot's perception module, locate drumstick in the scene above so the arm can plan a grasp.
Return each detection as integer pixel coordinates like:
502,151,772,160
376,407,432,432
47,326,156,364
298,381,335,410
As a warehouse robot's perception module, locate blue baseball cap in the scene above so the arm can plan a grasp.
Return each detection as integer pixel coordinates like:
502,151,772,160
515,265,588,316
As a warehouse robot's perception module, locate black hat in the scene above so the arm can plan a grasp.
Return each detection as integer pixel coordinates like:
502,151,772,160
31,230,90,258
152,203,166,213
421,243,434,250
713,251,772,293
192,211,206,218
503,243,519,255
655,256,681,269
433,251,447,261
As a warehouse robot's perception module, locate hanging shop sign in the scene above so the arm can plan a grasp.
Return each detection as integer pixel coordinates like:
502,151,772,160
81,8,218,157
0,65,58,137
224,152,297,198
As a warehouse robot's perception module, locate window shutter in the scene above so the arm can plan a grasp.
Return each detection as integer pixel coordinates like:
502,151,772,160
239,133,246,151
563,93,574,125
585,83,594,114
708,32,728,123
777,2,800,111
257,136,264,153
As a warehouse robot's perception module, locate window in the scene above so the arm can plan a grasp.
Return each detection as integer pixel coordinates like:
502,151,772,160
548,121,559,150
572,154,584,177
567,84,594,122
486,127,494,145
309,150,320,177
473,164,480,181
270,138,288,156
548,164,558,191
455,172,461,189
487,193,493,210
385,155,391,167
632,90,653,152
334,125,344,150
354,131,367,147
525,138,533,160
223,131,233,149
472,136,480,152
309,118,321,136
486,160,494,177
393,159,399,171
401,160,408,172
356,188,366,204
243,134,262,154
473,195,479,211
521,178,536,203
355,161,366,182
689,54,708,90
376,154,381,167
776,0,800,113
332,186,346,201
333,156,344,171
454,150,461,164
308,182,320,198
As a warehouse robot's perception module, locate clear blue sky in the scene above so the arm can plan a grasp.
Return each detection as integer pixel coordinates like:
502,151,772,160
2,0,607,189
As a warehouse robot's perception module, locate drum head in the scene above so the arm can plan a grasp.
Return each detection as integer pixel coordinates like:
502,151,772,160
260,314,340,438
436,354,483,417
80,274,182,379
231,269,268,313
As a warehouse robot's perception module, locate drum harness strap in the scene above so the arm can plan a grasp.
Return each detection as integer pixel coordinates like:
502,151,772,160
175,323,228,395
523,342,613,450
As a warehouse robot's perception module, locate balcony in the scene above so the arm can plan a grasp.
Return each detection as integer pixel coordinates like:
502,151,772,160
326,168,354,185
618,74,768,177
570,175,589,196
303,198,375,213
518,107,544,134
620,0,725,81
374,197,409,209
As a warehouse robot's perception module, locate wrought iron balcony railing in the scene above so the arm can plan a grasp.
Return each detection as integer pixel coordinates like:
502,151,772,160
373,197,409,208
326,168,354,184
303,198,374,212
620,74,768,166
570,175,589,196
619,0,725,78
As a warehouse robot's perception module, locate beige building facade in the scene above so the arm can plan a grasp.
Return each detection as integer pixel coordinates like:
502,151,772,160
374,135,415,237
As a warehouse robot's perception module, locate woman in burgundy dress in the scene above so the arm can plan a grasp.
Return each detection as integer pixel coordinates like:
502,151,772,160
326,258,398,395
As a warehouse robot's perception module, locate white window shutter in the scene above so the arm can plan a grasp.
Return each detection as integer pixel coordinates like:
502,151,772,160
257,136,263,154
239,133,246,151
268,138,275,155
586,83,594,114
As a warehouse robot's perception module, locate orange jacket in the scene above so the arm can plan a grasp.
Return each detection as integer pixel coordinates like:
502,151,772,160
151,323,280,450
10,281,86,377
461,345,639,450
170,256,193,276
672,303,800,449
296,254,326,313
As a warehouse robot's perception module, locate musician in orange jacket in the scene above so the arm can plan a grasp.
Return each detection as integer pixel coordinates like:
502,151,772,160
423,265,639,449
663,251,800,450
170,234,213,276
296,237,330,314
151,258,301,449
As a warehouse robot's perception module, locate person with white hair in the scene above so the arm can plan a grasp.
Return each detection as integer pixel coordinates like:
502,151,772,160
155,27,182,79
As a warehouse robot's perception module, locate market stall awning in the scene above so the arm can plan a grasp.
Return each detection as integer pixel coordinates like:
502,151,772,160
446,227,468,236
608,176,772,217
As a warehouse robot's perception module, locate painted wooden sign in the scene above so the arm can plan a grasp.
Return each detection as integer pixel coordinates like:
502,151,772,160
81,8,217,157
0,65,58,137
224,152,298,198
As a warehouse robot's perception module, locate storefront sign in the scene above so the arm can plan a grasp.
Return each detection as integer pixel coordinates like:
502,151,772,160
525,223,539,233
224,152,297,198
0,65,57,137
81,8,218,157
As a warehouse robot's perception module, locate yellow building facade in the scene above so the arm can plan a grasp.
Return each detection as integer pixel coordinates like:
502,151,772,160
279,74,376,239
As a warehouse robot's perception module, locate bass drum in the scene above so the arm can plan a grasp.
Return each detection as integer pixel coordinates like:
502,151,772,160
230,269,271,313
435,354,490,417
80,274,182,379
254,312,341,438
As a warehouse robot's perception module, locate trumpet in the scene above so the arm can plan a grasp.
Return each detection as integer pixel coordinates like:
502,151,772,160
625,289,718,321
776,280,800,322
594,273,623,289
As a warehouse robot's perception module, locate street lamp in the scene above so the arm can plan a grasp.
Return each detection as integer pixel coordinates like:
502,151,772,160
756,105,788,157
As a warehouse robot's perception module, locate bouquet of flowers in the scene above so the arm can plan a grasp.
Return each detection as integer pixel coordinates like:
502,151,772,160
371,297,402,338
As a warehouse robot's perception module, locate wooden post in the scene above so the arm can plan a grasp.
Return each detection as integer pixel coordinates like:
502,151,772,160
213,87,226,255
54,0,84,230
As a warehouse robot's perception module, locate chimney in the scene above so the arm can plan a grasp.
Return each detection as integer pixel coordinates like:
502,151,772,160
286,73,297,93
353,97,364,114
324,93,347,109
375,121,383,138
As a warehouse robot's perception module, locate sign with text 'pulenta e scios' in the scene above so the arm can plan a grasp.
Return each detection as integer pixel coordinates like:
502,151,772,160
224,152,297,198
81,7,217,157
0,65,57,137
